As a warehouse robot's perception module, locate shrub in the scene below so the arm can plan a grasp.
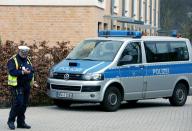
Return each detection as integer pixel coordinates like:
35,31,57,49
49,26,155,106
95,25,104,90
0,40,71,107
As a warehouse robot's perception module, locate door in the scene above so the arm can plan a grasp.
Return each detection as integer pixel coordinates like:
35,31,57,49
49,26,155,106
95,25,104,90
144,41,190,98
118,42,145,100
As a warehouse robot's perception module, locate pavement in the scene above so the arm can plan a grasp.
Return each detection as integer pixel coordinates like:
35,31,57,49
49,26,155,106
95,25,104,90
0,96,192,131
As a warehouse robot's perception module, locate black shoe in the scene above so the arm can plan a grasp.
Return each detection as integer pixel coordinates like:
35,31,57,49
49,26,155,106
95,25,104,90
7,122,15,130
17,123,31,129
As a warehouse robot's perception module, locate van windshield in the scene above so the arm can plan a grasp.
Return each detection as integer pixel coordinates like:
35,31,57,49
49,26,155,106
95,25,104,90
66,40,123,61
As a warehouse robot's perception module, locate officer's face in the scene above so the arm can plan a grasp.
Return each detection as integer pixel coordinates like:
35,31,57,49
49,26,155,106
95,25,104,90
19,50,29,58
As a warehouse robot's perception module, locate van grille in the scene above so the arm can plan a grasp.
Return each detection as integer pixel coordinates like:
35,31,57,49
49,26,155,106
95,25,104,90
53,73,83,80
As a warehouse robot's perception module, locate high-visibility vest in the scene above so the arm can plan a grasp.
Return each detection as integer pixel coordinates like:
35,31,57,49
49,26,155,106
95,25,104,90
8,55,34,87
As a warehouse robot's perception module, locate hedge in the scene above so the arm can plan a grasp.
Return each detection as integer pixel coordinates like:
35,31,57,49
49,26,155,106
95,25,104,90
0,40,71,107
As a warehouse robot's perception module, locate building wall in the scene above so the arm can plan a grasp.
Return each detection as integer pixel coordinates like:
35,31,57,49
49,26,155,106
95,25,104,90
0,0,160,45
0,6,102,45
0,0,105,8
100,0,160,33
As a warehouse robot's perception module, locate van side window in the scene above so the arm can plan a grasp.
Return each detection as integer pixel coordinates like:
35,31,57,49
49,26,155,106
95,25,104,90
144,41,170,62
144,41,189,63
169,42,189,61
118,42,142,66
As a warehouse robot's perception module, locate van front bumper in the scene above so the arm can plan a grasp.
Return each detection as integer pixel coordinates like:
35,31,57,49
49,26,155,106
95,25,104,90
47,78,105,102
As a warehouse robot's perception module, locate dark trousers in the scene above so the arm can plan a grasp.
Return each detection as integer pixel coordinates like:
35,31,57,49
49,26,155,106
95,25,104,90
8,86,30,125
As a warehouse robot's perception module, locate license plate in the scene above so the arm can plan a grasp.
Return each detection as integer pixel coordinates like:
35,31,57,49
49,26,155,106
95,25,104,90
57,92,73,99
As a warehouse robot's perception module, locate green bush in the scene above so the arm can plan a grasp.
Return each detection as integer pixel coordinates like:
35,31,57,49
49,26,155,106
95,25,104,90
0,40,71,107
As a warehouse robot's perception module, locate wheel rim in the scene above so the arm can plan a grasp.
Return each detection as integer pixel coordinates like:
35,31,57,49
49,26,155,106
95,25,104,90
176,89,185,101
108,93,118,106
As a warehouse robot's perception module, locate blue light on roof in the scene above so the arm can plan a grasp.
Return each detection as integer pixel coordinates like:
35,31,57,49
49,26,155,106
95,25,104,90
133,31,142,38
98,30,142,38
171,30,177,37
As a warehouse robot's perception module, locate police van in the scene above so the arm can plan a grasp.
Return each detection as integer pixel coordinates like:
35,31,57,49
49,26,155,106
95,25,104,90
47,30,192,111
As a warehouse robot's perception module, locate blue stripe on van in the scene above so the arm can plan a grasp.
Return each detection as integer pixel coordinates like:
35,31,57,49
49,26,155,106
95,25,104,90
104,63,192,79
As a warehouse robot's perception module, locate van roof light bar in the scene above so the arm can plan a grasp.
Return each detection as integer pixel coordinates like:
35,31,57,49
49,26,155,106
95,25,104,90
98,30,142,38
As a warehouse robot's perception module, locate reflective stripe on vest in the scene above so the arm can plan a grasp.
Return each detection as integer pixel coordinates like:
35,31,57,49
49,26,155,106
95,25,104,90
8,56,19,86
27,57,34,86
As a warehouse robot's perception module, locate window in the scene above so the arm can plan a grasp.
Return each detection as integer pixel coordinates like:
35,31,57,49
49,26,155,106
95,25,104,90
67,40,123,61
113,25,116,30
156,42,169,53
118,42,142,66
169,42,189,61
144,41,189,63
145,41,169,62
98,22,102,32
117,26,121,30
104,23,108,30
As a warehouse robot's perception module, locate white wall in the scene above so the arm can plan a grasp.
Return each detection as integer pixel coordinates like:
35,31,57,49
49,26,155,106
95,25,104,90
147,0,151,24
140,0,144,21
133,0,138,18
125,0,130,17
114,0,119,13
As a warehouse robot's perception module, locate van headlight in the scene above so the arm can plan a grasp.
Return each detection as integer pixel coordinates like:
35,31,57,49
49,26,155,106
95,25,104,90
49,70,54,78
82,73,104,81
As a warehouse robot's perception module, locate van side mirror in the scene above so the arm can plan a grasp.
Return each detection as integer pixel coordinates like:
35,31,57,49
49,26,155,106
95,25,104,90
118,55,133,66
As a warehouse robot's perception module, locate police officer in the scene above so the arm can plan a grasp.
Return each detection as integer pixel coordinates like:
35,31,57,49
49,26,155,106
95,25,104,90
7,46,34,130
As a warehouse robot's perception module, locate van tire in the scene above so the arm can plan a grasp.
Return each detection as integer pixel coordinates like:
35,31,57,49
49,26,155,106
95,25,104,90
54,99,72,108
101,86,122,112
169,83,188,106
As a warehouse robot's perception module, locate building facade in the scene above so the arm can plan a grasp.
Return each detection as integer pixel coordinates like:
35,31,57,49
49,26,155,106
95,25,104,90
0,0,160,45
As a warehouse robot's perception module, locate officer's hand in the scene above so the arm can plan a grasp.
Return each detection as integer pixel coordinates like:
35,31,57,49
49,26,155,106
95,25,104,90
34,81,39,88
23,69,31,74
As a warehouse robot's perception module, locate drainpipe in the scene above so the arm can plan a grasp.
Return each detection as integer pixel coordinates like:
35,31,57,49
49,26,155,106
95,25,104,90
111,0,115,30
122,0,125,29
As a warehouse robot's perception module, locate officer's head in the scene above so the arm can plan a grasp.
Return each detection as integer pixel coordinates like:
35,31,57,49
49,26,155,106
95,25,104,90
18,46,30,58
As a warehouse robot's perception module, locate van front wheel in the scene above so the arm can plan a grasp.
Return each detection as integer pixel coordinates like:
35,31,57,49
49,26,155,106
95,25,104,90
169,83,188,106
101,86,121,112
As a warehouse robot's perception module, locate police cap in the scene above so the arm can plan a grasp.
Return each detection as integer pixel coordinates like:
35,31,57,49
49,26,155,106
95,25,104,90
18,46,30,52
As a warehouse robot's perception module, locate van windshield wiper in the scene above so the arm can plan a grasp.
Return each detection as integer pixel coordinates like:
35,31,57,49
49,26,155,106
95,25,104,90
66,58,82,60
66,58,97,61
81,58,97,61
